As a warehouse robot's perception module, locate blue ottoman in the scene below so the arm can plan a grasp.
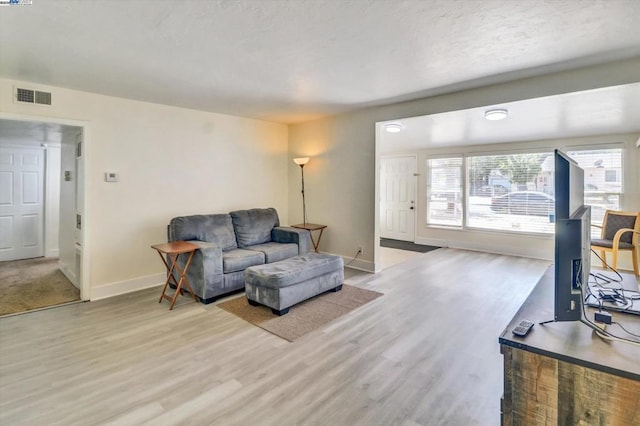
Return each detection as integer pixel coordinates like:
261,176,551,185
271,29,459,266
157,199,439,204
244,252,344,315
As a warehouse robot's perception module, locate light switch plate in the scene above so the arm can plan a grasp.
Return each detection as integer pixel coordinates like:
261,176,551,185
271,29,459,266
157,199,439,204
105,172,118,182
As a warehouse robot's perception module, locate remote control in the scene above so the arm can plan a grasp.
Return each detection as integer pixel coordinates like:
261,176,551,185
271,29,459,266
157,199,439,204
512,319,534,337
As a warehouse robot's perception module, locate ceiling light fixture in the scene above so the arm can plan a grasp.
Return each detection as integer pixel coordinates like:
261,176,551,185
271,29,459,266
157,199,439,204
484,108,508,121
384,123,404,133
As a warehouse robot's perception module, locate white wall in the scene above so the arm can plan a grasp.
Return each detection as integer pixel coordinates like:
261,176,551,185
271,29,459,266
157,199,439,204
1,78,289,299
289,57,640,272
3,58,638,296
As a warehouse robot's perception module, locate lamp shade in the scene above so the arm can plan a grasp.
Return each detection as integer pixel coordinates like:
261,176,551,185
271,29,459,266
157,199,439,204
293,157,310,166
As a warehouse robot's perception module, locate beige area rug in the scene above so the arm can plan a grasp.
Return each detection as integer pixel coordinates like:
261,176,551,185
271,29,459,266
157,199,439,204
0,257,80,316
217,284,383,342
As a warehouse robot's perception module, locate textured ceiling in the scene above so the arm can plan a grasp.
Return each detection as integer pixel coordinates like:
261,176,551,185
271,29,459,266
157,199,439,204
1,0,640,124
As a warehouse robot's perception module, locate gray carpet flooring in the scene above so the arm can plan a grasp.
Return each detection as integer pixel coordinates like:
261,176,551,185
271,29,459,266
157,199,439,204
0,257,80,316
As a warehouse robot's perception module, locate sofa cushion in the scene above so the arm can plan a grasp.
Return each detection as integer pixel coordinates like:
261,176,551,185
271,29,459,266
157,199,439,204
222,248,265,274
247,242,299,263
169,214,237,250
230,208,280,248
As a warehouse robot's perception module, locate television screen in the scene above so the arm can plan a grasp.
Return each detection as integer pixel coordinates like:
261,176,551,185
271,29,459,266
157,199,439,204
554,150,591,322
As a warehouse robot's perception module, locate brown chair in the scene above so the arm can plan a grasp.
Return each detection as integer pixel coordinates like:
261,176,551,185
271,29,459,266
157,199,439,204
591,210,640,276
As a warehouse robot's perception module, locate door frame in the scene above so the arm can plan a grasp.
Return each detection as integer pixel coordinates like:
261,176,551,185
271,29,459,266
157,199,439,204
0,112,91,301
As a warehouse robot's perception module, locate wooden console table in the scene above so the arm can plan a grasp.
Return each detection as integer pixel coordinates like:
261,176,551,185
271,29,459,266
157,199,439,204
151,241,199,310
499,266,640,425
291,223,326,253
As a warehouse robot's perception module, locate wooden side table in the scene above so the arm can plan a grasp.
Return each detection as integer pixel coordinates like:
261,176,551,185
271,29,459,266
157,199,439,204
291,223,327,253
151,241,199,310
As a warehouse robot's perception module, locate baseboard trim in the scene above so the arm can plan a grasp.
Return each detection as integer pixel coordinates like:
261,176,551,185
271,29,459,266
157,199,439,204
414,236,551,261
447,241,551,261
342,256,375,273
58,260,78,288
90,254,378,301
91,273,165,301
45,249,60,258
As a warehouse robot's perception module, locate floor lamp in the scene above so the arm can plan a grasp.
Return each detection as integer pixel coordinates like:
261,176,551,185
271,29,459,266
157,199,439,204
293,157,310,225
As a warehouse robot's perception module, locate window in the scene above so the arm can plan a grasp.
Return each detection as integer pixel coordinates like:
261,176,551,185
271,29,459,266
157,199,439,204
467,152,554,234
425,147,623,236
567,148,622,229
426,157,462,227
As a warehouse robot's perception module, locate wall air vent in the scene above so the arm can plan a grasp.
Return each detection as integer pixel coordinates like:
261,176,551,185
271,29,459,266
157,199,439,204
35,90,52,105
15,87,52,105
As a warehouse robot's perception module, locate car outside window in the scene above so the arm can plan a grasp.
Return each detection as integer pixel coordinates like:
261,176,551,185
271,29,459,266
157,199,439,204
468,153,554,234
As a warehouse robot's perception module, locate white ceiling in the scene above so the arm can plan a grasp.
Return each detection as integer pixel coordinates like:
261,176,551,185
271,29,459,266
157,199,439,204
379,83,640,153
1,0,640,124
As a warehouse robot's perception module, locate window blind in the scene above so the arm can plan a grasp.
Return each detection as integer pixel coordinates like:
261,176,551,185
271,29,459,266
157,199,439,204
426,157,463,227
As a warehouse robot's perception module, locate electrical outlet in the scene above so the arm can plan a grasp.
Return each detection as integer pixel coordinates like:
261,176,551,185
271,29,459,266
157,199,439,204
357,246,363,255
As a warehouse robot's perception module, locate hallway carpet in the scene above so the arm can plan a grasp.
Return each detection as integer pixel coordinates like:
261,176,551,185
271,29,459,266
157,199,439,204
0,257,80,316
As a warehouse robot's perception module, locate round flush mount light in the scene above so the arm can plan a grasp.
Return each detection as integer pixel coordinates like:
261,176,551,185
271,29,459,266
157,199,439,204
384,123,404,133
484,108,508,121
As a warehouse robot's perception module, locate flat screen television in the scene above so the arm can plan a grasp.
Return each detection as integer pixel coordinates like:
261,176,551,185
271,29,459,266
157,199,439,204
554,149,591,322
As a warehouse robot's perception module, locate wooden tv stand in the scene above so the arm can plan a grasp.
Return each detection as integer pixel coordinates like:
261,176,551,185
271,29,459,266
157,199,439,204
498,266,640,425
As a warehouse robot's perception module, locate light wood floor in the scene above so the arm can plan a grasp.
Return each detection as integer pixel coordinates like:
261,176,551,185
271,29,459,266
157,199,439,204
0,249,549,425
378,246,424,270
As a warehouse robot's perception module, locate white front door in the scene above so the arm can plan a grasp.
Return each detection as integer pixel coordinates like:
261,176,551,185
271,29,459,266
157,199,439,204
0,146,45,261
380,155,417,241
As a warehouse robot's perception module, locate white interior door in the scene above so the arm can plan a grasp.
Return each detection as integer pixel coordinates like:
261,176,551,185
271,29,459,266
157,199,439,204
0,146,45,261
380,155,416,241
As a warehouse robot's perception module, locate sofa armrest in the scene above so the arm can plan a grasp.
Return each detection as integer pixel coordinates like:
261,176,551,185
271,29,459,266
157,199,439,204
186,241,222,274
272,227,312,255
188,240,218,251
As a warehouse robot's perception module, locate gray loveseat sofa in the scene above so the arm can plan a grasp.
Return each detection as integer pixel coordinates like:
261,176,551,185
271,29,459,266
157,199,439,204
167,208,311,304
